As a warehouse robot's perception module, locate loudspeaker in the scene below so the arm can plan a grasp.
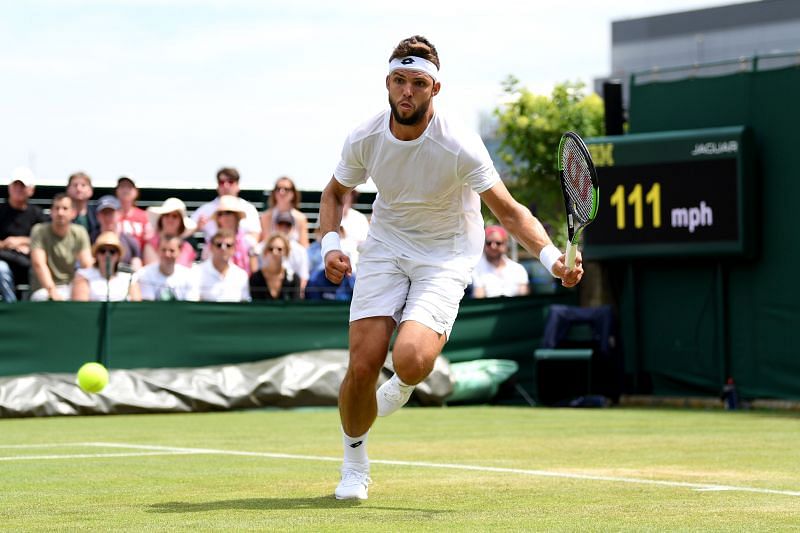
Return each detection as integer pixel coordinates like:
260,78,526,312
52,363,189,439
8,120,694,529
603,81,624,135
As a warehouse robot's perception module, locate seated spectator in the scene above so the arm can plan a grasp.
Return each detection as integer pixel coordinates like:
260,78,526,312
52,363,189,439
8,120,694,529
72,231,141,301
93,195,142,271
66,171,98,237
195,229,250,302
191,167,261,243
268,210,309,294
200,195,258,274
143,197,197,267
249,234,300,300
305,267,355,301
0,167,48,302
260,176,309,248
29,193,92,301
471,225,530,298
115,176,152,251
341,188,369,259
137,235,198,301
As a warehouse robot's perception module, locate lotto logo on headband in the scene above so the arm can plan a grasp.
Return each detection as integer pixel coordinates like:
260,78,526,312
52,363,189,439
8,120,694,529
389,56,439,82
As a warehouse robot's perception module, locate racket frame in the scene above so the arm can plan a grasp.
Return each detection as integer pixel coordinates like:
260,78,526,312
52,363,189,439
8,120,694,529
557,131,599,268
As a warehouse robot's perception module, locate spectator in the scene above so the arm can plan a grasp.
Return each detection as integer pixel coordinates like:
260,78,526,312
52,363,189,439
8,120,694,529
195,229,250,302
143,197,197,267
269,210,309,295
471,225,530,298
72,231,141,301
201,195,258,274
66,171,98,237
0,167,48,302
94,195,143,271
190,167,261,243
306,225,328,275
260,176,309,248
137,235,198,301
306,267,355,301
29,193,92,301
249,233,300,300
115,176,151,251
341,188,370,254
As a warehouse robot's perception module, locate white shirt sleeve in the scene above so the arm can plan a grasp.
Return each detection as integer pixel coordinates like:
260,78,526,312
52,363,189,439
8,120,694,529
457,132,501,194
334,133,369,188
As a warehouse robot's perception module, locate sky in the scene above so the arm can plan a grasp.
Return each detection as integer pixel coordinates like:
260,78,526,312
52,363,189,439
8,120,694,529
1,0,743,192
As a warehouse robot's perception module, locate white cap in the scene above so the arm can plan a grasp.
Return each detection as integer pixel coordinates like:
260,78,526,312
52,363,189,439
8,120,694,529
9,166,35,187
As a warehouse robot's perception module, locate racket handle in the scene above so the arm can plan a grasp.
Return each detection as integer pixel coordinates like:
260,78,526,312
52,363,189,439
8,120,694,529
565,241,577,269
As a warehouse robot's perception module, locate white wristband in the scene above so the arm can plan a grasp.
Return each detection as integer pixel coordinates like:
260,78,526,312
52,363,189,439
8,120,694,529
538,244,562,277
320,231,341,260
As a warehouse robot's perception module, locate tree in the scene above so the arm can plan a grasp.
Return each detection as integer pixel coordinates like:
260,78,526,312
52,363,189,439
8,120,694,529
492,77,604,248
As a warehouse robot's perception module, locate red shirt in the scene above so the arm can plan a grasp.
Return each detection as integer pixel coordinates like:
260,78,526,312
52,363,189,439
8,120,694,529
117,207,151,250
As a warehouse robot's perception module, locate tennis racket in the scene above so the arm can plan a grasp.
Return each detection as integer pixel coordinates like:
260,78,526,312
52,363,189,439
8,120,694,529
557,131,599,268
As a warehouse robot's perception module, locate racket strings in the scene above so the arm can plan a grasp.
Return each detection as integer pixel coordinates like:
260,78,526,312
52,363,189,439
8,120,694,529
561,139,594,223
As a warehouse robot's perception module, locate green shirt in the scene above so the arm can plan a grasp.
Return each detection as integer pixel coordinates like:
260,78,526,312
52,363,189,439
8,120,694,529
29,223,91,291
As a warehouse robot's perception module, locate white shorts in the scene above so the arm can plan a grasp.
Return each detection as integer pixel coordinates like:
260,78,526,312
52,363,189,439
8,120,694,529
349,239,471,338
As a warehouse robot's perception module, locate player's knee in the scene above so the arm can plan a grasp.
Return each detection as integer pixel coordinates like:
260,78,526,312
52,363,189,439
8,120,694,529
392,346,434,385
346,356,383,385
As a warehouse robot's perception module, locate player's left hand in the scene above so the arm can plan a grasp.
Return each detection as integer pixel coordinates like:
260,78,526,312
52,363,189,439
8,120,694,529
554,251,584,288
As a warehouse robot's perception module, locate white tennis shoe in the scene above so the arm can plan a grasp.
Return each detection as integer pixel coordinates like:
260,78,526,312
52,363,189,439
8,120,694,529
376,374,414,417
335,467,371,500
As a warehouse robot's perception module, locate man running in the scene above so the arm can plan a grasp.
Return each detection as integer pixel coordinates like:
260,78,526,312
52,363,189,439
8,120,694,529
318,35,584,500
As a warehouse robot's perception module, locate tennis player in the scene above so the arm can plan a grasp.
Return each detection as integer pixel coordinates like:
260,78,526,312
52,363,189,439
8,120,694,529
319,35,584,500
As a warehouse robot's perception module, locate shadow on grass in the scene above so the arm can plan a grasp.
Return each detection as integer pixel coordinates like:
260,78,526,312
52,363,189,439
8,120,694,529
148,496,446,513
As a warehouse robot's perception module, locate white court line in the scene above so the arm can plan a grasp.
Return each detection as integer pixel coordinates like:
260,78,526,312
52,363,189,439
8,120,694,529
3,441,799,498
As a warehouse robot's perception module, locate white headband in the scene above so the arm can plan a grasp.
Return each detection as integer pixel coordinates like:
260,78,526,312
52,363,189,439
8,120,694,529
388,56,439,82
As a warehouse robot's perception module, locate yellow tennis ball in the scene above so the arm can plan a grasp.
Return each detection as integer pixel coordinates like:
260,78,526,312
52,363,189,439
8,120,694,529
77,362,109,393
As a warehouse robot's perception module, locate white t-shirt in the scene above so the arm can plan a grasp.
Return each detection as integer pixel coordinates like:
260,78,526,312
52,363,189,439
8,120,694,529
341,208,369,244
194,259,251,302
74,267,135,301
191,196,261,241
334,110,500,267
471,255,530,298
136,263,198,301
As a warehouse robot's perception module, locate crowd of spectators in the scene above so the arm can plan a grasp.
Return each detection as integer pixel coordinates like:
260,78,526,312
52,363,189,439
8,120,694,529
1,166,554,303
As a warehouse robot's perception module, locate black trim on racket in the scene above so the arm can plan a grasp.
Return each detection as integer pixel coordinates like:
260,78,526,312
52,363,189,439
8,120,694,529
557,131,599,268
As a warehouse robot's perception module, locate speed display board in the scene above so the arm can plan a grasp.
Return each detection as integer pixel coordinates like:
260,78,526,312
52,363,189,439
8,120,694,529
583,126,754,259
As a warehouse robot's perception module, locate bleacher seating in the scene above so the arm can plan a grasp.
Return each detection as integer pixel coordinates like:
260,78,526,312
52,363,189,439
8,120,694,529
12,184,375,240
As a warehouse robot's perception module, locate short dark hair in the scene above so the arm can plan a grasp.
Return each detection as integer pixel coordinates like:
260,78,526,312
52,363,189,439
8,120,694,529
389,35,439,69
52,192,72,206
158,234,183,247
216,167,240,182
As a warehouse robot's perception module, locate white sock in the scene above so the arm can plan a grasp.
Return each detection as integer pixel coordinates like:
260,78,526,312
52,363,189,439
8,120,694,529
394,374,414,390
342,429,369,471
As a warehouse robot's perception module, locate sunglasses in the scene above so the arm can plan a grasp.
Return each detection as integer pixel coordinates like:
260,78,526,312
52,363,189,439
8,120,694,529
485,240,506,247
97,247,119,255
275,186,293,193
268,246,284,253
213,241,235,249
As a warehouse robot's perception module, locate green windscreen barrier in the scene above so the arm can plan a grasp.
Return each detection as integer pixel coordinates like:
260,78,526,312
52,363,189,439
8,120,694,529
623,65,800,399
0,295,573,383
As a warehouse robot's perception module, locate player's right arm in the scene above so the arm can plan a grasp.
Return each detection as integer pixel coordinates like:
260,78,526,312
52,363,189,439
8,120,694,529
318,176,353,284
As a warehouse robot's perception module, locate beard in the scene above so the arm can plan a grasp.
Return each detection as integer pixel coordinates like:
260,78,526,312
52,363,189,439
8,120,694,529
388,95,432,126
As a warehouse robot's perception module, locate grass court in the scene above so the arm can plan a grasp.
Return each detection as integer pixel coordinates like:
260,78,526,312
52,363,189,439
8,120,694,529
1,406,798,531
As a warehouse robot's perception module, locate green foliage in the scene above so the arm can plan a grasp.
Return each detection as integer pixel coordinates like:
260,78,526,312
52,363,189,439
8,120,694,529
493,77,604,247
